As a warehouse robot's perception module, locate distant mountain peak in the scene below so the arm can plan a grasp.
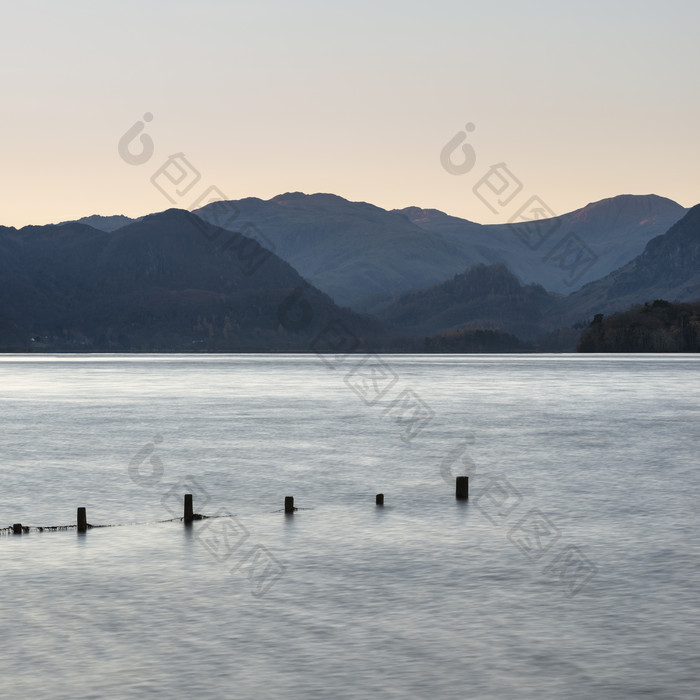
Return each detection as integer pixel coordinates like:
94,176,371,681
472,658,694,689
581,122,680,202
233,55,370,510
61,213,139,232
560,202,700,323
141,207,194,223
271,191,349,206
397,206,451,223
569,193,684,225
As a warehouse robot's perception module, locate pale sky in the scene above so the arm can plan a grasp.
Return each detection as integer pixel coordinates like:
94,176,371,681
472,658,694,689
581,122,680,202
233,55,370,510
2,0,698,228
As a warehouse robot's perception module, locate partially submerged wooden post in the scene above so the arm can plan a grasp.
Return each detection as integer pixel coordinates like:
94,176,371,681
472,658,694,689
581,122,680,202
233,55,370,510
376,493,384,506
284,496,295,514
12,523,22,535
184,494,194,524
456,476,469,500
77,507,88,532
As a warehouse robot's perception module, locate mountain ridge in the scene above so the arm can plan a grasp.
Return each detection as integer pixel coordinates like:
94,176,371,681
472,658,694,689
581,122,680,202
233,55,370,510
62,192,686,308
0,209,377,351
378,204,700,346
2,195,698,353
195,192,688,305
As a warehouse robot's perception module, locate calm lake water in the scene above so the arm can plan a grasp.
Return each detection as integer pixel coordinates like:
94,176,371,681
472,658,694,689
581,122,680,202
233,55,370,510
1,354,698,699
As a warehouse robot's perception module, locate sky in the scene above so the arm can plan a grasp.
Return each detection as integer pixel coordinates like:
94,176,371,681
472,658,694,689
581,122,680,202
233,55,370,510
2,0,698,228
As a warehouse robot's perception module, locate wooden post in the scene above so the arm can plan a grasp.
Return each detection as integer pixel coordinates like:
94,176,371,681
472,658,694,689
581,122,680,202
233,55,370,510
456,476,469,500
184,494,194,523
77,507,88,532
376,493,384,506
12,523,22,535
284,496,295,514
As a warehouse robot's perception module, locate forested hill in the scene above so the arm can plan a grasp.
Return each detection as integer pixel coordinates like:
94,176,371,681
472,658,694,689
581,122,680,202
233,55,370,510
577,300,700,352
0,209,377,351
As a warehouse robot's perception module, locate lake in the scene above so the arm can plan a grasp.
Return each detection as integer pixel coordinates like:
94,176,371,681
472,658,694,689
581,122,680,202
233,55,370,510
1,354,698,699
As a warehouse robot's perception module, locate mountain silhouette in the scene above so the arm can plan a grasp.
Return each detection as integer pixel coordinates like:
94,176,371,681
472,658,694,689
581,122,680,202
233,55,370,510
379,204,700,344
2,195,697,352
559,203,700,324
0,209,375,351
401,194,686,295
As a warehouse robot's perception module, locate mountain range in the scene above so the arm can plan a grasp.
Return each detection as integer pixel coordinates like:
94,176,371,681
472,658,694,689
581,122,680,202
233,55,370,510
399,193,686,295
1,194,698,352
379,203,700,343
69,193,687,310
0,210,375,351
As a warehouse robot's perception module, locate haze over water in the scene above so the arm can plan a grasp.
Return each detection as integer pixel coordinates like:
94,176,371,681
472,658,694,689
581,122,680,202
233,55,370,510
1,354,698,699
